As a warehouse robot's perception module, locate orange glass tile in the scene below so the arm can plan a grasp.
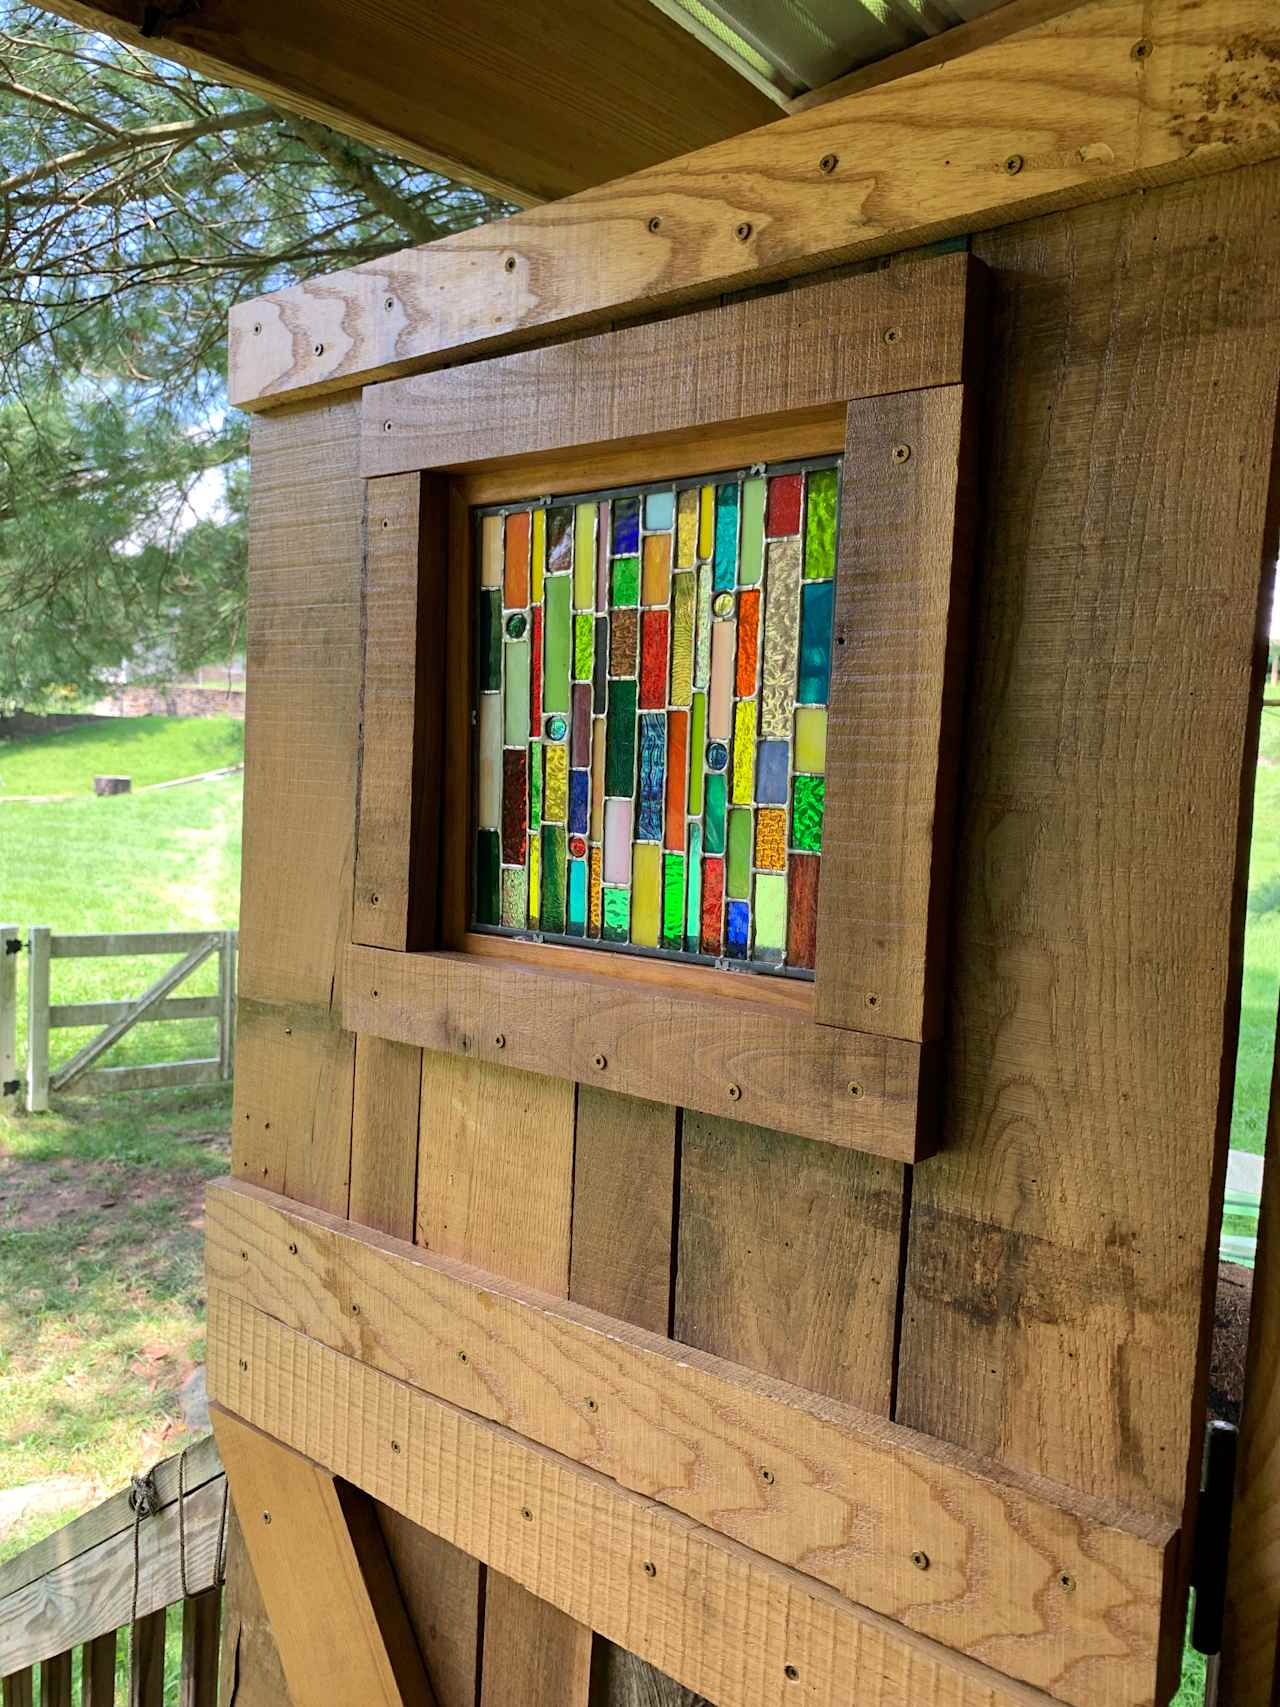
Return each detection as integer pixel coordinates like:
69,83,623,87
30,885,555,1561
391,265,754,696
504,508,530,608
754,806,786,870
735,588,760,698
642,532,672,606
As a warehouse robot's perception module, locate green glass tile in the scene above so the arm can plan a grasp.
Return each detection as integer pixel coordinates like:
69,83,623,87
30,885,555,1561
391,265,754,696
753,871,786,958
792,774,825,853
726,807,752,899
567,858,587,936
739,476,765,587
528,741,542,831
612,555,639,606
662,852,685,950
540,824,567,932
573,613,594,682
605,678,638,797
501,865,528,930
475,829,500,925
685,823,702,952
602,887,630,943
478,588,500,693
803,467,838,581
688,691,706,817
543,575,571,714
503,637,530,745
704,770,725,855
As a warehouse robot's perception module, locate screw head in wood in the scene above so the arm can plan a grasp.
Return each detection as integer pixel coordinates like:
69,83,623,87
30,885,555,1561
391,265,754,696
593,1052,608,1071
288,1242,298,1255
585,1396,598,1411
312,341,325,356
848,1080,865,1099
784,1665,800,1682
727,1083,742,1101
262,1511,272,1525
504,255,517,272
819,153,838,174
643,1560,657,1577
1131,37,1152,58
647,215,662,232
383,420,393,432
1059,1572,1075,1591
369,892,379,905
458,1349,468,1363
867,991,881,1006
760,1467,774,1484
384,295,395,311
1004,153,1024,175
892,444,911,464
734,221,753,242
240,1249,247,1260
912,1550,930,1570
252,322,262,336
238,1358,248,1371
494,1033,505,1049
391,1440,401,1454
521,1506,533,1521
350,1302,360,1315
883,326,900,344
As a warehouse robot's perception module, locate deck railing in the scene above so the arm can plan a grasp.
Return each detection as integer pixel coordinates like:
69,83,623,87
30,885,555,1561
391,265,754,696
0,1435,226,1705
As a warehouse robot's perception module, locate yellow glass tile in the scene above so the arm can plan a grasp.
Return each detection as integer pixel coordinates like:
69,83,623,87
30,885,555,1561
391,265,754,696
670,572,694,707
528,833,541,925
761,537,802,739
575,504,596,606
590,719,605,839
589,845,603,935
676,488,698,568
698,485,714,561
531,508,546,604
480,514,502,588
794,707,827,774
754,807,786,870
642,533,672,606
731,699,756,806
632,843,661,947
544,744,568,821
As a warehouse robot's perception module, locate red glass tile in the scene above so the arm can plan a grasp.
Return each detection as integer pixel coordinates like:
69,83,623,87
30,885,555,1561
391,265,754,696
504,509,530,606
765,473,802,538
787,852,819,970
501,747,527,865
639,609,669,710
735,588,760,697
572,682,592,768
700,855,725,955
664,710,687,852
569,833,587,859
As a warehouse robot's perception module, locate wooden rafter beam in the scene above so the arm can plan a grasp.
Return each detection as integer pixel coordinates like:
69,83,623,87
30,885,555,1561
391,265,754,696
35,0,777,206
228,0,1280,410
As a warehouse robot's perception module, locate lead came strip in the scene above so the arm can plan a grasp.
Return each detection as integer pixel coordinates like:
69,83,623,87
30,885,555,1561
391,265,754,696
471,454,838,978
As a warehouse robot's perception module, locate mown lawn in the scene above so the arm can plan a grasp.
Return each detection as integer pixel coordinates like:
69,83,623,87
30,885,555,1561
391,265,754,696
0,714,242,797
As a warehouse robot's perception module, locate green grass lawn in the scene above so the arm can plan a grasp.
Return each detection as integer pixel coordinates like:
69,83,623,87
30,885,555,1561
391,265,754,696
1233,705,1280,1154
0,714,242,798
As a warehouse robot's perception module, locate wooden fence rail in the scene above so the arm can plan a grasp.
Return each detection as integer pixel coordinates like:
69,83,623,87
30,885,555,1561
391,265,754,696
3,926,238,1113
0,1434,226,1704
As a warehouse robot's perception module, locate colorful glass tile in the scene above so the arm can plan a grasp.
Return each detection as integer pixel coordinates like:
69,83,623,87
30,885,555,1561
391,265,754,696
480,515,502,588
704,771,726,855
571,514,593,608
501,865,527,930
610,608,638,677
792,774,825,852
502,748,527,864
602,886,630,943
531,605,543,726
567,858,587,936
570,768,589,835
766,473,802,537
685,822,702,952
543,575,571,714
676,488,698,568
787,853,819,969
665,710,687,852
642,533,672,606
477,694,500,827
670,572,694,706
595,501,610,608
529,829,540,926
698,485,714,561
589,846,603,936
709,619,735,741
739,476,765,586
639,610,669,709
505,509,530,608
794,707,826,774
544,743,569,822
593,617,608,711
590,720,606,839
735,588,760,697
713,484,739,592
726,808,752,899
603,798,632,885
645,490,675,531
504,638,530,746
755,740,788,805
726,899,750,959
529,740,542,831
572,682,592,768
506,611,527,639
637,713,666,841
731,700,756,807
688,692,706,817
574,613,593,682
760,537,801,738
531,508,546,604
700,855,724,954
706,741,728,773
540,825,567,932
754,806,786,870
612,555,640,606
753,872,786,960
694,565,713,690
569,834,587,859
475,829,500,924
478,589,500,692
662,853,685,950
549,505,573,575
605,678,637,796
712,591,734,618
545,714,567,742
613,496,640,556
804,467,838,580
798,581,834,705
631,844,661,947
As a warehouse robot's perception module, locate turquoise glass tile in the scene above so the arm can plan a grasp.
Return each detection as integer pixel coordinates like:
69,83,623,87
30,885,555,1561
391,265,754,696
704,771,726,855
644,490,675,532
798,580,834,705
602,887,630,942
567,858,587,936
713,483,739,592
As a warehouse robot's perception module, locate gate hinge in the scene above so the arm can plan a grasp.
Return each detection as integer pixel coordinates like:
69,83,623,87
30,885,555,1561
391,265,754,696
1191,1418,1239,1655
5,936,21,954
2,1079,18,1096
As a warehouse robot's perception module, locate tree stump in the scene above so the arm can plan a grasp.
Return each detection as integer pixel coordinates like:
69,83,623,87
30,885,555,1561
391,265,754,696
93,775,131,795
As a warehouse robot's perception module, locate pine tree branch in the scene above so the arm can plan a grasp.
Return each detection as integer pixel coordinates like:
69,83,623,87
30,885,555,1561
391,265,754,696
275,108,446,244
0,101,276,196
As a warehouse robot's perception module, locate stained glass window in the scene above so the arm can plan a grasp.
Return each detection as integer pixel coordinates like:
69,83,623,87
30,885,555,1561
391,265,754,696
471,457,839,978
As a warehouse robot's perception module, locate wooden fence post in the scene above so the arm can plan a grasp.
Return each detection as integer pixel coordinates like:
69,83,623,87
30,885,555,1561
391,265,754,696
25,927,49,1114
0,926,17,1100
219,930,237,1082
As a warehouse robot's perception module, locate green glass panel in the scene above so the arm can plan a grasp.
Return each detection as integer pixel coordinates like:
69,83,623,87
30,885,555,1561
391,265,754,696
685,823,702,952
475,829,500,925
803,467,838,581
478,588,500,692
726,807,752,899
612,555,640,606
602,887,630,943
605,678,638,797
544,575,571,714
739,476,765,587
688,691,706,817
573,613,594,682
753,871,786,958
529,741,542,831
567,858,587,936
704,770,726,855
501,866,528,930
504,637,530,745
662,852,685,950
540,824,567,932
792,774,825,853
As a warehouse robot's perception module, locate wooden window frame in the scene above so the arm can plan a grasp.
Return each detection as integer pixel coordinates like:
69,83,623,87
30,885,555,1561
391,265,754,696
344,253,985,1161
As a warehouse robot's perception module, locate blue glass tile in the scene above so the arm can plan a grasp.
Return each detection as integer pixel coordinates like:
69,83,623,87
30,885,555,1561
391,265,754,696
726,899,750,959
567,858,587,937
798,580,834,705
569,767,590,835
713,483,739,592
612,495,640,555
644,490,675,532
637,712,666,841
755,739,789,805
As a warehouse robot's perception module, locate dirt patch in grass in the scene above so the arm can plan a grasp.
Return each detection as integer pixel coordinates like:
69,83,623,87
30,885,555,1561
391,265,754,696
0,1149,221,1232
